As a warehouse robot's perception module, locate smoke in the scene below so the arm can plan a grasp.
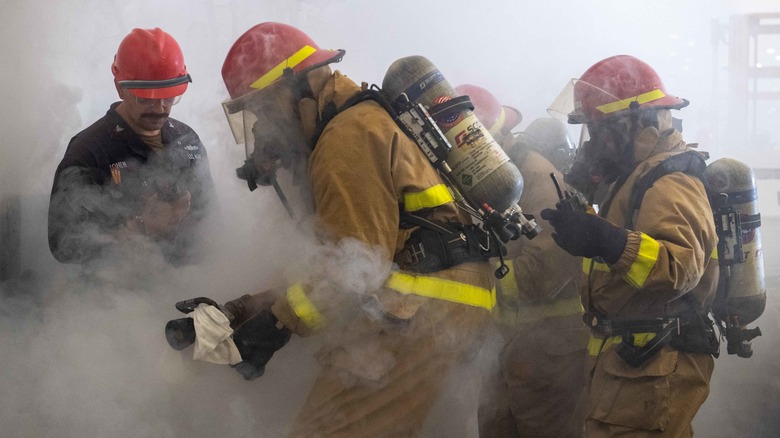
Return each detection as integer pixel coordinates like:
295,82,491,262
1,0,780,437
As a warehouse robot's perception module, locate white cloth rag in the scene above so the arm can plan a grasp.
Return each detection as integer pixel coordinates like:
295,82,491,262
190,303,243,365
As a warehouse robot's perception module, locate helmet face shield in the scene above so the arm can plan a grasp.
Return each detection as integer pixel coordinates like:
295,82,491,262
566,55,689,125
547,79,577,123
224,83,309,196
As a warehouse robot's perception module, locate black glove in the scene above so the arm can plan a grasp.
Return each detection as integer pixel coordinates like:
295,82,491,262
540,208,627,264
231,309,292,380
165,297,227,351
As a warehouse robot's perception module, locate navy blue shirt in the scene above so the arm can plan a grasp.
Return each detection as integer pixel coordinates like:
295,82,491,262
48,102,215,265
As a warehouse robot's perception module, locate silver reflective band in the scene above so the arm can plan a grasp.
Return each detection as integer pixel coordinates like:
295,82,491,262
118,74,192,89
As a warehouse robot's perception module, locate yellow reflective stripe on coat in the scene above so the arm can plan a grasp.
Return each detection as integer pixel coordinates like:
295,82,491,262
515,296,584,324
250,45,317,91
595,89,667,115
587,333,657,356
386,272,496,310
402,184,454,212
583,258,609,274
286,282,325,330
624,232,660,288
496,262,520,302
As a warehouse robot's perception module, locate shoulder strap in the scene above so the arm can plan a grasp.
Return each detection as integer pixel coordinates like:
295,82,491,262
626,150,708,230
309,88,397,149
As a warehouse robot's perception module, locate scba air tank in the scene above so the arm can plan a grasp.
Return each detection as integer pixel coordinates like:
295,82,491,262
705,158,766,326
381,55,524,213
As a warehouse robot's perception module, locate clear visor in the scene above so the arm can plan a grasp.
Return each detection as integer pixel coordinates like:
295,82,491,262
547,78,623,125
221,104,259,160
547,79,577,122
221,84,282,158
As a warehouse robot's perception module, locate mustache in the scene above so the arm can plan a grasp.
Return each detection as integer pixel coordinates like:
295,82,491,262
141,112,169,119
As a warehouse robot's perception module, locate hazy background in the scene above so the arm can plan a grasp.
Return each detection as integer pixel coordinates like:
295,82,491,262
1,0,779,437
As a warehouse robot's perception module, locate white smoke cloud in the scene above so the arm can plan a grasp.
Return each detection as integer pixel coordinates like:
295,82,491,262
1,1,779,437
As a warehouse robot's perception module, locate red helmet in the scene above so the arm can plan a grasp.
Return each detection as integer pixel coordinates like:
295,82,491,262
570,55,687,124
221,22,344,100
455,84,522,136
111,28,191,99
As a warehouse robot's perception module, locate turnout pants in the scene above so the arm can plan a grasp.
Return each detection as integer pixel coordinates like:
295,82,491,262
584,341,714,437
288,298,489,438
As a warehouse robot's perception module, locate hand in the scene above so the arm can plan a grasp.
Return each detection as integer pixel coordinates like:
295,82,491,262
139,190,192,237
231,308,292,380
540,208,627,264
165,297,227,351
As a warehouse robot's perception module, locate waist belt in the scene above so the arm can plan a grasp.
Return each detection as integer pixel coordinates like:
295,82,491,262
584,312,681,337
588,332,657,356
584,312,720,366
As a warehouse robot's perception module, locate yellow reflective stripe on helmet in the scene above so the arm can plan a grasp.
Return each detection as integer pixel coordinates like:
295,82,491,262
250,45,317,91
286,282,325,330
583,258,609,274
595,89,667,115
402,184,454,212
624,232,660,288
488,107,506,136
587,332,657,356
386,272,495,310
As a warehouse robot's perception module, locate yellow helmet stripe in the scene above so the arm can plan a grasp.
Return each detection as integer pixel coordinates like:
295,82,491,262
250,45,317,91
488,107,506,136
595,89,667,115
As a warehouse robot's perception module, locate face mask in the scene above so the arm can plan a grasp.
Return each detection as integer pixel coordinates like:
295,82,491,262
564,139,606,194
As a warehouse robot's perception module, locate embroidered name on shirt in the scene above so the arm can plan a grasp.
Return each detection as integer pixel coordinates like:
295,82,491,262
109,161,127,185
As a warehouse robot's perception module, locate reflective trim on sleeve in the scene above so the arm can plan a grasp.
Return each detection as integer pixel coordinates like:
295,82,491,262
595,89,667,115
711,247,718,260
286,282,325,330
386,272,495,310
402,184,454,212
250,45,316,91
587,332,657,356
624,232,660,288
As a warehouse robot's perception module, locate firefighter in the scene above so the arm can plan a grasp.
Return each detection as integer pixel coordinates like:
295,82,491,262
199,23,496,436
456,85,589,438
543,55,719,436
48,28,214,266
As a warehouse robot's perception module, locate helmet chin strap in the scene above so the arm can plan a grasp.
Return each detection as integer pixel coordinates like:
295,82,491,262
285,67,315,102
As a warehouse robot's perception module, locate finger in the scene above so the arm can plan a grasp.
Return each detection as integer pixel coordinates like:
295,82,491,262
540,208,558,221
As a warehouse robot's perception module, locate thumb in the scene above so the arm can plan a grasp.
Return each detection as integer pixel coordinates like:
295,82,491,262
540,208,558,221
